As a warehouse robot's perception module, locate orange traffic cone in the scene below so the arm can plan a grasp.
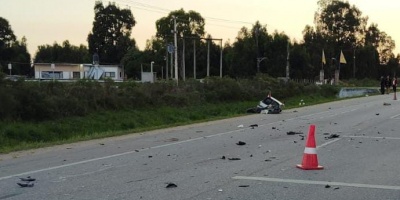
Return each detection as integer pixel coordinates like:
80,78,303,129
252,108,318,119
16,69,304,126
296,124,324,170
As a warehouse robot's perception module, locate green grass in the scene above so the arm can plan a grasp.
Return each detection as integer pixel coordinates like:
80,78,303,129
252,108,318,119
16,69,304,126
0,101,256,153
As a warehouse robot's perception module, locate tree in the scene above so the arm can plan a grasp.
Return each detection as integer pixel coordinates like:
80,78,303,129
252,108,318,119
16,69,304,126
155,9,205,41
317,0,366,49
87,1,136,64
0,17,16,48
10,37,31,76
226,22,295,78
154,9,206,79
301,0,398,79
0,17,30,76
34,40,90,63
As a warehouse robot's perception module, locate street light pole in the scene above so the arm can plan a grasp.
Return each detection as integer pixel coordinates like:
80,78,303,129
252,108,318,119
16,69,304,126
173,16,178,84
51,63,55,82
257,57,267,73
151,61,154,83
255,28,260,73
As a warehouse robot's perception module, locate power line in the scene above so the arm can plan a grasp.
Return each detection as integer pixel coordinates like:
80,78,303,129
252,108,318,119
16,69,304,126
113,0,255,27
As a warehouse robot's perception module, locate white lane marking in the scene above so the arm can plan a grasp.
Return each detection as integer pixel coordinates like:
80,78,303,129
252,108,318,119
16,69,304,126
343,136,400,140
317,138,342,148
0,128,243,181
0,102,367,181
232,176,400,190
390,114,400,119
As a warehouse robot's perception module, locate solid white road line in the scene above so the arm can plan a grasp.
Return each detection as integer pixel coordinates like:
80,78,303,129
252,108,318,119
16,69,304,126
343,135,400,140
232,176,400,190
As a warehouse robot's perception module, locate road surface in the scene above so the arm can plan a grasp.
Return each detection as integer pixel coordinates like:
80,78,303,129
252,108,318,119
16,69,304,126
1,94,400,200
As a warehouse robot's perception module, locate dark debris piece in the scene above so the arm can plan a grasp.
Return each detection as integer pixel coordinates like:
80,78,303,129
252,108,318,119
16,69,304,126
249,124,258,129
17,182,34,187
221,156,226,160
238,185,250,187
325,184,331,188
166,183,177,188
287,131,303,135
20,176,36,182
236,141,246,146
228,158,241,161
325,134,340,139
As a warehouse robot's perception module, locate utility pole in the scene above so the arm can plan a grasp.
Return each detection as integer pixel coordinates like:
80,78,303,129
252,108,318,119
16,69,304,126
193,40,196,79
255,27,260,73
165,42,168,80
207,39,210,77
51,63,55,82
220,39,223,78
182,38,185,81
286,42,290,80
353,49,356,78
8,63,12,76
173,16,178,84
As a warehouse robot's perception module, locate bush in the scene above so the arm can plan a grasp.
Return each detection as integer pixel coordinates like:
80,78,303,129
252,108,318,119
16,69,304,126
0,77,337,122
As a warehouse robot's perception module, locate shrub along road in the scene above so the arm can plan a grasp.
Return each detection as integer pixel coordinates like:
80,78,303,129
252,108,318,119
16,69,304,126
0,94,399,199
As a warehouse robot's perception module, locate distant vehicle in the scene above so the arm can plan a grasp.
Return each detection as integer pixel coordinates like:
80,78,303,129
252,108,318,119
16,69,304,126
247,95,284,114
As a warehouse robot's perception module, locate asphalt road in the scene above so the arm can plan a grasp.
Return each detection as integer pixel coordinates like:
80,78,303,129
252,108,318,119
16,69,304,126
1,94,400,200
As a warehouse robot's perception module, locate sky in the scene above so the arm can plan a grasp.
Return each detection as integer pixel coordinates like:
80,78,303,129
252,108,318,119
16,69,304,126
1,0,399,58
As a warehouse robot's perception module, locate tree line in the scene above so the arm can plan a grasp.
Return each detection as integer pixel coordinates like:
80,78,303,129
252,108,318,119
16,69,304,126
0,0,398,80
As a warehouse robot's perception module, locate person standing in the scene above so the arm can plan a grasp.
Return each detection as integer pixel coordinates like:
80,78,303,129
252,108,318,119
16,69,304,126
392,76,397,93
386,75,391,94
380,76,385,94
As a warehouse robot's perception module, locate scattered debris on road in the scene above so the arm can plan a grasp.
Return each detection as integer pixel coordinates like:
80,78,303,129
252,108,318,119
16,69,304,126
17,182,34,187
287,131,303,135
166,183,177,188
20,176,36,182
228,157,241,161
249,124,258,129
238,185,250,187
299,135,305,140
237,124,244,128
17,176,36,188
236,141,246,146
325,184,331,188
325,134,340,140
383,102,391,106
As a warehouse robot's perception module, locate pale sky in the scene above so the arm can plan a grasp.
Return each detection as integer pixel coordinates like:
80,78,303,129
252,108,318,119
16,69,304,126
1,0,399,58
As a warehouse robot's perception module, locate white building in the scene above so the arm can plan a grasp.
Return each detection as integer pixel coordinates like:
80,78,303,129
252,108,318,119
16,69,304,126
34,63,124,81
